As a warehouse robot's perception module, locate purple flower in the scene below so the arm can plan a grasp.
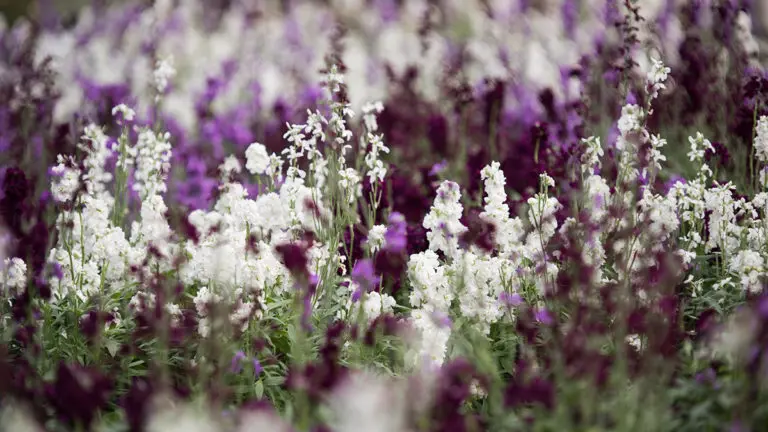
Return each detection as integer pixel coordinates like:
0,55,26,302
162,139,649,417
535,308,554,325
275,242,309,278
384,212,408,252
499,292,523,307
431,311,452,329
231,351,247,374
253,358,263,376
429,160,448,176
51,262,63,280
351,259,377,293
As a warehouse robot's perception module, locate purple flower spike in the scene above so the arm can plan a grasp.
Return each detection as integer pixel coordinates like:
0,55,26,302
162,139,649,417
231,351,246,374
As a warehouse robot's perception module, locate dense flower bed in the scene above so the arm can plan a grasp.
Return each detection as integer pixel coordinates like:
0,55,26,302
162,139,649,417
3,1,768,431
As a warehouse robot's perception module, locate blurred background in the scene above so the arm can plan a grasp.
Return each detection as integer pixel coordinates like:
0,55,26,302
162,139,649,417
1,0,97,25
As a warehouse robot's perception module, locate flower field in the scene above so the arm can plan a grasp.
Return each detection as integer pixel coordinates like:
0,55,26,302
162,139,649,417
2,0,768,430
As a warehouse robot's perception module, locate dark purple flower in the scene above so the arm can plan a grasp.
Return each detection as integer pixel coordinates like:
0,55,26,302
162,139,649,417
505,375,555,411
46,363,113,429
122,377,154,432
275,242,309,278
78,310,115,343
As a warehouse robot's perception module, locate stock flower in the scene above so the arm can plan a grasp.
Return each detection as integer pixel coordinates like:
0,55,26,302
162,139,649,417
49,155,80,203
755,115,768,163
245,142,270,175
423,181,466,258
1,257,27,294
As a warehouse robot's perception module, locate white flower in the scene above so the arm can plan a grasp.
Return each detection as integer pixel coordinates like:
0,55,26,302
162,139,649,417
153,57,176,95
423,181,466,258
364,133,390,184
146,401,220,432
646,58,671,99
2,257,27,294
580,136,603,173
219,155,242,181
648,134,667,172
366,224,387,253
361,291,397,322
50,155,81,203
326,371,408,432
133,128,172,199
79,124,114,198
617,104,643,136
406,308,451,368
539,172,555,189
266,153,284,180
729,250,764,293
407,250,452,313
755,115,768,163
455,252,506,334
111,103,136,122
626,334,642,351
647,58,671,84
245,142,270,175
687,132,715,164
338,168,362,203
361,101,385,132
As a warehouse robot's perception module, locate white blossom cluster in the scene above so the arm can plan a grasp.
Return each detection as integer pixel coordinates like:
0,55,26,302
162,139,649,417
133,128,173,199
1,257,27,296
27,56,768,393
398,57,768,371
755,115,768,163
50,154,81,203
423,181,467,259
48,122,141,301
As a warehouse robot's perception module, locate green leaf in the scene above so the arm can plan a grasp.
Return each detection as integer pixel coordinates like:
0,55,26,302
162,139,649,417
255,380,264,399
105,339,120,357
265,375,285,386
